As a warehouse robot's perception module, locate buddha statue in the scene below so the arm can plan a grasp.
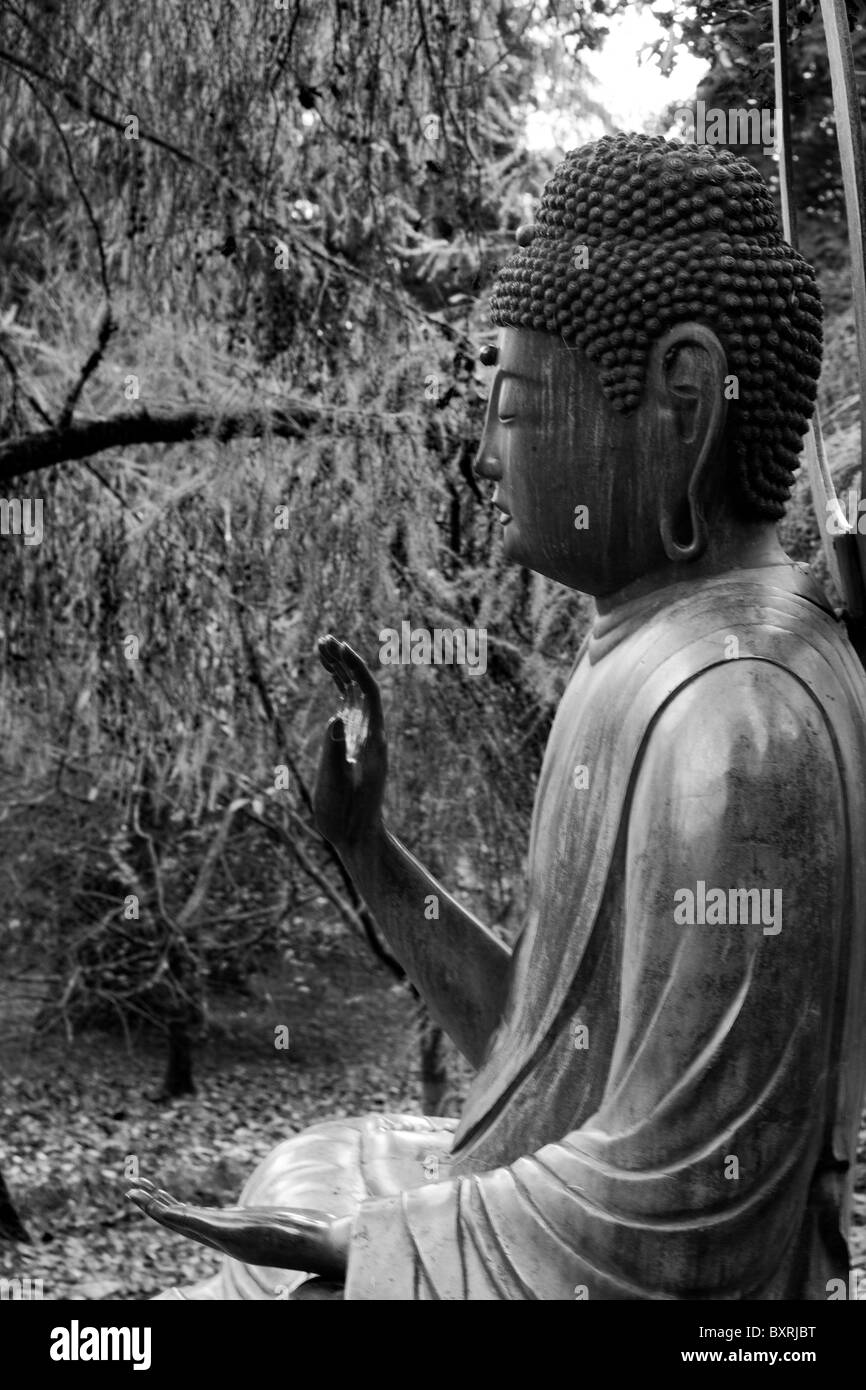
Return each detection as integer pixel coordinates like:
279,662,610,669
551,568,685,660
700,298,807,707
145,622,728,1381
128,133,866,1300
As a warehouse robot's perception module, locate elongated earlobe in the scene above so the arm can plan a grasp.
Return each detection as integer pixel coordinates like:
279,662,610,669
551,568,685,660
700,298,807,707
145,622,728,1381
650,324,727,564
660,498,708,562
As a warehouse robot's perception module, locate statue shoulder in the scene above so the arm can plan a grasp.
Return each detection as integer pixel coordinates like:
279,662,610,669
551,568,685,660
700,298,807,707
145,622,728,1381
633,658,844,847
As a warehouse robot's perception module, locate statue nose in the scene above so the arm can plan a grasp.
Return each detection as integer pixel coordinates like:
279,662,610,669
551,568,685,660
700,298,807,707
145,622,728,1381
473,450,502,483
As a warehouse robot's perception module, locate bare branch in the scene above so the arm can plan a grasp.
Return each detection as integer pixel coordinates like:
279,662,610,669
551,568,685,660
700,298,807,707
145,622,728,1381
0,404,316,482
233,608,406,982
60,309,116,430
0,44,206,176
176,801,240,930
0,342,54,430
240,808,363,941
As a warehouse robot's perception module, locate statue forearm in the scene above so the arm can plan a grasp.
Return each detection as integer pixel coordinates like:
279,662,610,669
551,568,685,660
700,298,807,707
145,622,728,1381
340,826,511,1067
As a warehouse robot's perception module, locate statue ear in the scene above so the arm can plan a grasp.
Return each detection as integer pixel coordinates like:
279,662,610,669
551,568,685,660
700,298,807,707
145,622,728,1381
647,323,729,563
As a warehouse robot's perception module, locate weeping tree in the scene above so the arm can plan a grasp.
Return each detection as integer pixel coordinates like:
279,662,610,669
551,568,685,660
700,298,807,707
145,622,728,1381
0,0,614,1094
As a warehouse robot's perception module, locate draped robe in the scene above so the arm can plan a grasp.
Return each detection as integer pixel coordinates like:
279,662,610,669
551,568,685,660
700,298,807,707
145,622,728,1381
339,566,866,1300
160,564,866,1301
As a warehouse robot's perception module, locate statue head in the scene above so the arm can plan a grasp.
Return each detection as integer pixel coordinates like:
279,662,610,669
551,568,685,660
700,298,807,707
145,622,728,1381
476,132,823,599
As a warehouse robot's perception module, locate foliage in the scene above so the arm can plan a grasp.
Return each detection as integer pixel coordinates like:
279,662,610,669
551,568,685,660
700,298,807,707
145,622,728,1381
651,0,866,254
0,1,601,1064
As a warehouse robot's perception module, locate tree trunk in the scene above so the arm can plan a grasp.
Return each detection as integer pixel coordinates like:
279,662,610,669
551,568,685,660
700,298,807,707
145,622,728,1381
0,1164,30,1242
160,1017,196,1098
419,1014,448,1115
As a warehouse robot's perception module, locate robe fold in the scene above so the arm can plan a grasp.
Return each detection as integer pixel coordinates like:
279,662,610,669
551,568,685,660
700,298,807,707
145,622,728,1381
343,565,866,1300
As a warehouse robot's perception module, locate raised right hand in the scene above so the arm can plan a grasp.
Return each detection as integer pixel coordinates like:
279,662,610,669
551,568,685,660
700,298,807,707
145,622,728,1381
313,636,388,854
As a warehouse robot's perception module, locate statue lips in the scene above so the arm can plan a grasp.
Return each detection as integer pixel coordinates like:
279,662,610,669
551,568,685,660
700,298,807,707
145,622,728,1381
492,487,512,525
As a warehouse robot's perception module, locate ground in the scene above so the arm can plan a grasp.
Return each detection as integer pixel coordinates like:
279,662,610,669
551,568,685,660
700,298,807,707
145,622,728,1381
0,927,461,1300
1,926,864,1300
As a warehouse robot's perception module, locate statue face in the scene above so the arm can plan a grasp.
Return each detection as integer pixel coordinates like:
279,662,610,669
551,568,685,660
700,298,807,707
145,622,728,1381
475,328,660,596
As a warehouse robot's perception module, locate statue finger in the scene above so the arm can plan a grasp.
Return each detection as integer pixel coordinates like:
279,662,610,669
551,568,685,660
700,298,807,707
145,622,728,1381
325,642,382,757
318,635,352,700
339,694,369,763
154,1204,248,1246
321,644,371,759
131,1177,179,1206
243,1206,336,1230
329,645,362,707
128,1192,249,1254
130,1176,159,1193
326,713,346,746
154,1206,302,1265
339,642,384,735
125,1190,174,1227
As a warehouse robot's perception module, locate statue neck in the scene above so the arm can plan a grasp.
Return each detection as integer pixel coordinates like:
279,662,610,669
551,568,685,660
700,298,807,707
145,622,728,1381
594,521,788,618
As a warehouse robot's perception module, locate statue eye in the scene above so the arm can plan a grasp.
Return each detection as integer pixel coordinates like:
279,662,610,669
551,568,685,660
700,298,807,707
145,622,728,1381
479,344,498,367
497,382,518,423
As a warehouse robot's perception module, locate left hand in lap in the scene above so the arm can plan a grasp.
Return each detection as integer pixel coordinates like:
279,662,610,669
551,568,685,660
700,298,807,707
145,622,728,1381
126,1177,351,1279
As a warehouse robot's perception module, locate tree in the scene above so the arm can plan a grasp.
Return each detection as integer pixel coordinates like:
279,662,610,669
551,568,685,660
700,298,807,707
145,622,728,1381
652,0,866,264
0,0,606,1093
0,1165,29,1242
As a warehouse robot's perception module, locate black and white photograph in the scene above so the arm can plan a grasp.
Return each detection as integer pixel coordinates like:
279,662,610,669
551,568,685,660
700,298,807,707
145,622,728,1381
0,0,865,1359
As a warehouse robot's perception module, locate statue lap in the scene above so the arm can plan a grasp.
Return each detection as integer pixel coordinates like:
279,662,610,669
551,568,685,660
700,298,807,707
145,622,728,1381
153,1114,457,1300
